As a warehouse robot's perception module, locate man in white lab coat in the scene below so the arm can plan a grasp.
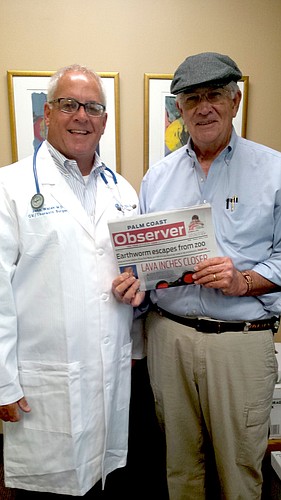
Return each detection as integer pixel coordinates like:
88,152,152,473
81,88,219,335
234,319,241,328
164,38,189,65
0,64,140,497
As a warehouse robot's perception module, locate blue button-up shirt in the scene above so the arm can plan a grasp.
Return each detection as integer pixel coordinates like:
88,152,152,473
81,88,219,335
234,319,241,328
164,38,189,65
140,129,281,320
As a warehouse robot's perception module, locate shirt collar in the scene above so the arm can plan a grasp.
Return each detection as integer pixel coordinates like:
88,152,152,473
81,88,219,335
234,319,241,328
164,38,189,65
45,140,105,179
186,126,238,166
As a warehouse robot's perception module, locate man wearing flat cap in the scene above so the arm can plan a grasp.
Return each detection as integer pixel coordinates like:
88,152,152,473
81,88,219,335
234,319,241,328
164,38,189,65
171,52,243,93
112,52,281,499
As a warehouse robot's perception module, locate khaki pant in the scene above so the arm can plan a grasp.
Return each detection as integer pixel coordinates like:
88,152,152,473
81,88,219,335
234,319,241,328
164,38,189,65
146,311,278,500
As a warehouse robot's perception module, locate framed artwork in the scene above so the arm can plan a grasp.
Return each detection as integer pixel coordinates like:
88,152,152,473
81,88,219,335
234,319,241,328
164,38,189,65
7,70,121,172
144,73,249,173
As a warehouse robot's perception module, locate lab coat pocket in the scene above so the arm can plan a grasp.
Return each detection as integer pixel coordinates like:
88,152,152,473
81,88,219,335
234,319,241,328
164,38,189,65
18,361,82,435
116,342,132,411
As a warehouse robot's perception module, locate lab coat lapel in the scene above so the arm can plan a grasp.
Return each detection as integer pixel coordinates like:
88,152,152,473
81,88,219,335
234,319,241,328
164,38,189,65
37,146,95,239
50,178,95,239
94,174,114,225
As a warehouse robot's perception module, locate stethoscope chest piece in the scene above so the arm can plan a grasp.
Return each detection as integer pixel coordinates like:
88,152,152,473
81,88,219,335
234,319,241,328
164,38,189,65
31,193,44,209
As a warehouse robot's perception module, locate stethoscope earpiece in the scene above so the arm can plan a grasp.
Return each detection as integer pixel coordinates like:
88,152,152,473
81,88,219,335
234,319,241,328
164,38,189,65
100,165,137,213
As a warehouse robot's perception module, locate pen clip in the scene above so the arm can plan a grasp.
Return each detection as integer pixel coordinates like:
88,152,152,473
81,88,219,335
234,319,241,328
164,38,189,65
226,195,238,211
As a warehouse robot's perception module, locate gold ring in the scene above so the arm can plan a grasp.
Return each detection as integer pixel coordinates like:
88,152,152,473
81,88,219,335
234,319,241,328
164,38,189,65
213,273,217,281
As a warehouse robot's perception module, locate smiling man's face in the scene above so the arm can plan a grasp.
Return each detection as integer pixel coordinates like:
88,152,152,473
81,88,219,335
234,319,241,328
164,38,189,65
177,86,241,156
44,71,107,173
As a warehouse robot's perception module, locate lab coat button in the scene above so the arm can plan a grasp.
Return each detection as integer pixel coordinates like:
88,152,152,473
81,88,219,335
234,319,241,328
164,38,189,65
97,248,104,255
101,293,108,301
104,337,109,344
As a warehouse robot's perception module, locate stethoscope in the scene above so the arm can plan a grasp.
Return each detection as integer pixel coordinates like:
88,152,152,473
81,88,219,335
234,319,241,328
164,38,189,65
31,142,136,213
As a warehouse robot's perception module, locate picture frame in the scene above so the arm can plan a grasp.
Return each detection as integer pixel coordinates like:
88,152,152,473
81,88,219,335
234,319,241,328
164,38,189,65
7,70,121,172
144,73,249,173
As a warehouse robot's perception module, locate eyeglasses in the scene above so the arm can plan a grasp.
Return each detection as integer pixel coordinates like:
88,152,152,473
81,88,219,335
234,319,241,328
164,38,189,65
181,88,230,109
48,97,106,117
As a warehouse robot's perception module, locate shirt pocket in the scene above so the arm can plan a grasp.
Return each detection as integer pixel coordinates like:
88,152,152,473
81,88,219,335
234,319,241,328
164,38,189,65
215,202,273,256
18,361,82,435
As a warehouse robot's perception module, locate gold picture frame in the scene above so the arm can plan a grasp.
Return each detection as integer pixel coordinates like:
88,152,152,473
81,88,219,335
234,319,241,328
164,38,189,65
144,73,249,173
7,70,121,172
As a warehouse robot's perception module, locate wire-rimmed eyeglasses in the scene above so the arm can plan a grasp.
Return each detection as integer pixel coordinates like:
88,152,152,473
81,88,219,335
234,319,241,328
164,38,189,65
181,88,230,110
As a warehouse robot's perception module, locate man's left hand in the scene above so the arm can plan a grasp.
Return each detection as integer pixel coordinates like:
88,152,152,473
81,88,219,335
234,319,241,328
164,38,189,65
192,256,247,296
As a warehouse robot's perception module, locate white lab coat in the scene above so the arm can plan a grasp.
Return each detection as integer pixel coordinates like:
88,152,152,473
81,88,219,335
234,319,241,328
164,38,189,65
0,142,139,495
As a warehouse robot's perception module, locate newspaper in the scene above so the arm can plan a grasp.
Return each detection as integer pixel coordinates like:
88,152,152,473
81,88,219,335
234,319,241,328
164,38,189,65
108,204,218,291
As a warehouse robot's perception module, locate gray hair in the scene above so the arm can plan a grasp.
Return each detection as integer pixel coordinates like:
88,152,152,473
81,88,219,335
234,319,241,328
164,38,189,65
47,64,106,106
176,80,240,105
223,81,240,98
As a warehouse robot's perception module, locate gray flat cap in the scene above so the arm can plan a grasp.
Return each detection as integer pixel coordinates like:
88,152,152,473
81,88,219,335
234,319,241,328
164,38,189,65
171,52,242,94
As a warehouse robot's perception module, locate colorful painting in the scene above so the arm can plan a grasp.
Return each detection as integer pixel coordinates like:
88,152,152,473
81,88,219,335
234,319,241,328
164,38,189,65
32,92,47,149
164,95,189,156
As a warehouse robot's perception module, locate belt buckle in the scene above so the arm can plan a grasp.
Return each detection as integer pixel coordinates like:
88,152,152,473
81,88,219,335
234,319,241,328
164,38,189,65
243,321,251,333
273,318,280,334
216,322,222,334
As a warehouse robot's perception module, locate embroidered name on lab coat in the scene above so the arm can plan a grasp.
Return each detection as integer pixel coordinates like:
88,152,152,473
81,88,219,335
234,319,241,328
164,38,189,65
28,205,68,218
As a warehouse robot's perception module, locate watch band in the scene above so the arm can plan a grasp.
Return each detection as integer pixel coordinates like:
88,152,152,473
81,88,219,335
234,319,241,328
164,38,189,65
241,271,253,295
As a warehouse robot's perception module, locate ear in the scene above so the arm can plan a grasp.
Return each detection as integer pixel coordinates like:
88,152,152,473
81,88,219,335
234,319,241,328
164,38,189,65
100,112,108,136
176,100,184,117
44,101,51,127
232,90,242,118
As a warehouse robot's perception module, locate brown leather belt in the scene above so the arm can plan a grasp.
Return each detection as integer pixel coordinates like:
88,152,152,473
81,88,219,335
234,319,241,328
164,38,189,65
155,306,279,334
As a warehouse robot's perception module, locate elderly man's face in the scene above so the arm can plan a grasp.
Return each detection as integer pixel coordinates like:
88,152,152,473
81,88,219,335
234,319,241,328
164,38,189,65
44,71,107,171
177,86,241,153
